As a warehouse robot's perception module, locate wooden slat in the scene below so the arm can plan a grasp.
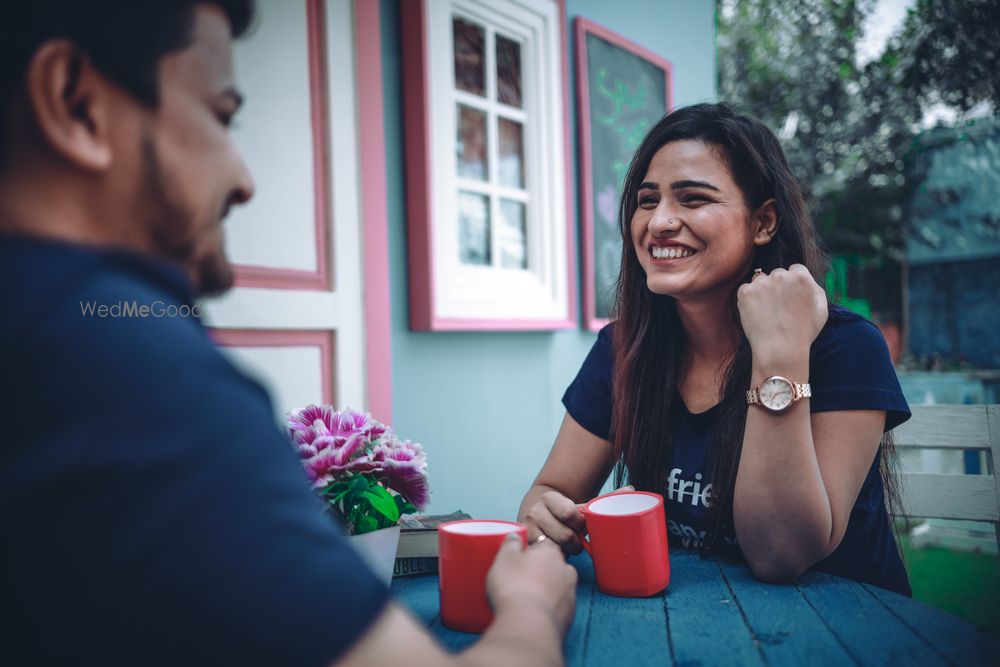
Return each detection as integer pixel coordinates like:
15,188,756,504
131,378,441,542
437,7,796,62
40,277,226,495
582,581,669,666
899,472,1000,521
796,571,947,667
892,404,992,450
666,551,762,666
565,555,595,667
390,574,440,625
719,559,854,665
863,584,1000,666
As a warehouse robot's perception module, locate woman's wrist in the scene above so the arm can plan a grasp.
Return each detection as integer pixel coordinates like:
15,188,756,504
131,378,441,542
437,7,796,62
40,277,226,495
750,346,810,384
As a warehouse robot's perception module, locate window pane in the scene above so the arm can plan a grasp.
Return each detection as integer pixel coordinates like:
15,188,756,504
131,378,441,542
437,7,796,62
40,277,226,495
457,105,488,181
498,117,524,188
459,191,491,266
499,199,527,269
496,34,522,108
453,17,485,96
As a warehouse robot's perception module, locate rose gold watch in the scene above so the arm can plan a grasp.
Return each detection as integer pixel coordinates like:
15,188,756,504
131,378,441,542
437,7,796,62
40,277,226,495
746,375,811,412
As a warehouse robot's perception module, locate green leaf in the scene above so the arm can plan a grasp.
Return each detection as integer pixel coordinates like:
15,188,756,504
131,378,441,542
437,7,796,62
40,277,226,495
361,488,400,523
395,494,417,516
348,474,370,493
356,515,379,534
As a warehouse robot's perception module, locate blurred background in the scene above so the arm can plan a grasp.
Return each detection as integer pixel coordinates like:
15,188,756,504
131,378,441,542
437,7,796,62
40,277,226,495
718,0,999,633
202,0,999,635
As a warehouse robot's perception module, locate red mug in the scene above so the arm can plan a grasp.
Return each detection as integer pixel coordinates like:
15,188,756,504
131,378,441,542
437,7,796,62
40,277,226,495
577,490,670,597
438,519,528,633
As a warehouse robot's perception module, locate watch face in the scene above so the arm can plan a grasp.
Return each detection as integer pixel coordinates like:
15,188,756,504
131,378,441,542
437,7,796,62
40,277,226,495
759,376,794,411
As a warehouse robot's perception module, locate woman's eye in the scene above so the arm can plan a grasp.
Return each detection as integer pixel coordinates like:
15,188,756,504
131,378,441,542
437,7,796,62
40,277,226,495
638,195,659,208
682,195,709,206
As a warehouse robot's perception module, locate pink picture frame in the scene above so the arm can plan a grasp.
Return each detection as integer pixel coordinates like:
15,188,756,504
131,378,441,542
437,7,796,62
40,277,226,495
400,0,577,331
575,18,672,331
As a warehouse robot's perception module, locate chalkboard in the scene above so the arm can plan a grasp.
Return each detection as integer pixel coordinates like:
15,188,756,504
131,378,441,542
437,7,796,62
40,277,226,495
575,18,672,329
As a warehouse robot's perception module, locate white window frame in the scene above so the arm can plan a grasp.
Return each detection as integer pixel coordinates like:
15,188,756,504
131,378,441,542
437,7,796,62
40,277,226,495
402,0,573,330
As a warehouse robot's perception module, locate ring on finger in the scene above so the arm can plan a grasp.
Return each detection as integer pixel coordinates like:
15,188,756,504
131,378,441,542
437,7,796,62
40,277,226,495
751,268,765,281
533,533,548,545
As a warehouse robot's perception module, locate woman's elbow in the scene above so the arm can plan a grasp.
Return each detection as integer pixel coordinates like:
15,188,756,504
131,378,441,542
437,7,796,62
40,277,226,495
747,556,808,584
744,540,830,584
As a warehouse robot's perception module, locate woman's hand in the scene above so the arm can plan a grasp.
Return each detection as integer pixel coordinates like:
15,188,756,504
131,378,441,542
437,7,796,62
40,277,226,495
522,490,587,554
521,485,634,555
737,263,828,365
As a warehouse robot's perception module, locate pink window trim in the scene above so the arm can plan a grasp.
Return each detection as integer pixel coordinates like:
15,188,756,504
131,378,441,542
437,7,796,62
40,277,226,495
401,0,578,332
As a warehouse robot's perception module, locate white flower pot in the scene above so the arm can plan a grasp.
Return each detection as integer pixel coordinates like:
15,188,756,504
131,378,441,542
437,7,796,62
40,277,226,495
347,524,400,586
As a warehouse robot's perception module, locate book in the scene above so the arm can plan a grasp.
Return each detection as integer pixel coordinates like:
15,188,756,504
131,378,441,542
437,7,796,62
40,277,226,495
395,510,472,560
393,556,438,578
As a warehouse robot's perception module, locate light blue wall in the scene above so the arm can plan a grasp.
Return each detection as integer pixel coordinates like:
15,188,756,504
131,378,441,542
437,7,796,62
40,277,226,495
380,0,716,520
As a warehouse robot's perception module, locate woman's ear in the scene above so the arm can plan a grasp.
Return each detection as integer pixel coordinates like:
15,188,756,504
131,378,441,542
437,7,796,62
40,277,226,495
751,198,778,246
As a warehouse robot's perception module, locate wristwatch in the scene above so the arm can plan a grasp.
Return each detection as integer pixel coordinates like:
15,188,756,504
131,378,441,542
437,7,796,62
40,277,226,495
746,375,811,412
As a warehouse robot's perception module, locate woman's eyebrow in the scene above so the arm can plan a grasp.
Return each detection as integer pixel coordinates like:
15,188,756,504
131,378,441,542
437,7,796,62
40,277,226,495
671,179,720,192
638,181,660,191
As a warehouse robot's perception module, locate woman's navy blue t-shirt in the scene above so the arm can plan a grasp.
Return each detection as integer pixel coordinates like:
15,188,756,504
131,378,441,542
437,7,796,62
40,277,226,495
562,305,912,595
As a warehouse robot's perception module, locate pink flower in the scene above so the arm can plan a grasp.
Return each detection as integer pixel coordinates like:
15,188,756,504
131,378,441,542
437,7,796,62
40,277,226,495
287,405,387,445
333,408,388,442
286,405,334,446
286,404,430,510
302,432,374,488
372,439,429,509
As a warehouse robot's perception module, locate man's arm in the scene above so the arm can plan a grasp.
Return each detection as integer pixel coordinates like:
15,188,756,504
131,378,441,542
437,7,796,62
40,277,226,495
337,536,576,667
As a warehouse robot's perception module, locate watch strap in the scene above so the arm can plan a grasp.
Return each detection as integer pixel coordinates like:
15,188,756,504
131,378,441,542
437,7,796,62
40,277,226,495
746,381,812,405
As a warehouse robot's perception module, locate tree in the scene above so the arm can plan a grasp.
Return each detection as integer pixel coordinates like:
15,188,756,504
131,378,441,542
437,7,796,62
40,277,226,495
896,0,1000,113
717,0,999,317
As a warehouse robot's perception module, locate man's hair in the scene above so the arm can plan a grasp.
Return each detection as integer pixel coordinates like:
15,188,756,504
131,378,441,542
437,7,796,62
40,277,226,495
0,0,255,159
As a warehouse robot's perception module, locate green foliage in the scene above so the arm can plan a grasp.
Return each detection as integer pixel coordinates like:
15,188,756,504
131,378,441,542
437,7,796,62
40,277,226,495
321,474,418,535
899,533,1000,636
895,0,1000,113
717,0,998,316
825,256,872,318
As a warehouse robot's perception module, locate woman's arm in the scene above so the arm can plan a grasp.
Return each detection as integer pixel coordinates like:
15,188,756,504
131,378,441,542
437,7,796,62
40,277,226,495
518,413,615,552
733,264,885,581
735,385,885,581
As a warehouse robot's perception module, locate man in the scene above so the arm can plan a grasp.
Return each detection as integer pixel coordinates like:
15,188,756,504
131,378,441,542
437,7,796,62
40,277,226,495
0,2,576,665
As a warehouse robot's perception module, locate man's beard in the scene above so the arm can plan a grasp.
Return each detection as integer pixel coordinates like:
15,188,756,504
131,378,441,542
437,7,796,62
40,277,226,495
139,133,234,297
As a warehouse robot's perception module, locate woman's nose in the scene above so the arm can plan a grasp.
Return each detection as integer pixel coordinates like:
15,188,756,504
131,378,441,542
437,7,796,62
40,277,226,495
648,202,681,234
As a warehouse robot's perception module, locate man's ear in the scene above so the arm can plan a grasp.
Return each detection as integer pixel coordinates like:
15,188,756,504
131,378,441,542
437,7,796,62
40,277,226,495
751,198,778,246
23,40,113,172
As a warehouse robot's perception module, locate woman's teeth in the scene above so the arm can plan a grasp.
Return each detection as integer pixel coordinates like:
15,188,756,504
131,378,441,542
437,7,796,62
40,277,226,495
652,246,694,259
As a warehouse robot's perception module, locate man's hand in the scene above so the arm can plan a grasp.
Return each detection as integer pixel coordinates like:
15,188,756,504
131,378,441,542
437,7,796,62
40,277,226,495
486,534,578,636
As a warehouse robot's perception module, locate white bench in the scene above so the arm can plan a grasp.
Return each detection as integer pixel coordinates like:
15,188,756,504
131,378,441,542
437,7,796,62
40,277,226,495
891,404,1000,552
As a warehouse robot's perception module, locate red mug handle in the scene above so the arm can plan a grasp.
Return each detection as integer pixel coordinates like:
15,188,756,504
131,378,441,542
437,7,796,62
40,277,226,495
576,530,592,556
575,487,631,558
576,504,592,556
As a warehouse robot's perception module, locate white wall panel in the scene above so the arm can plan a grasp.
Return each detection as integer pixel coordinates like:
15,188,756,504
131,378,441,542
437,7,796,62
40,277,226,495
226,0,318,272
221,345,325,418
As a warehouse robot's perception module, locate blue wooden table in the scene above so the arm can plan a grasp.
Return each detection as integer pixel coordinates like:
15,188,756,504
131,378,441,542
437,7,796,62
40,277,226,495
391,550,1000,666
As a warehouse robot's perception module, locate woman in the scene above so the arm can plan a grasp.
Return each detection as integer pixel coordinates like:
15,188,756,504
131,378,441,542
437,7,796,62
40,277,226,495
518,103,911,595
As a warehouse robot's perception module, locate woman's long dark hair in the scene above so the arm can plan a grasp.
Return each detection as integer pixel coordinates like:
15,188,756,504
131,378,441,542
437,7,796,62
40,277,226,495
609,103,901,552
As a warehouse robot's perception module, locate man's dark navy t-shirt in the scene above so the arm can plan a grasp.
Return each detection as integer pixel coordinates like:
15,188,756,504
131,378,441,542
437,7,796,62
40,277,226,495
0,235,388,666
562,305,912,596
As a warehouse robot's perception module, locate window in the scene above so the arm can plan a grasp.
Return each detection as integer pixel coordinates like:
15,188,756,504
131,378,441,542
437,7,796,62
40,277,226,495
402,0,573,330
